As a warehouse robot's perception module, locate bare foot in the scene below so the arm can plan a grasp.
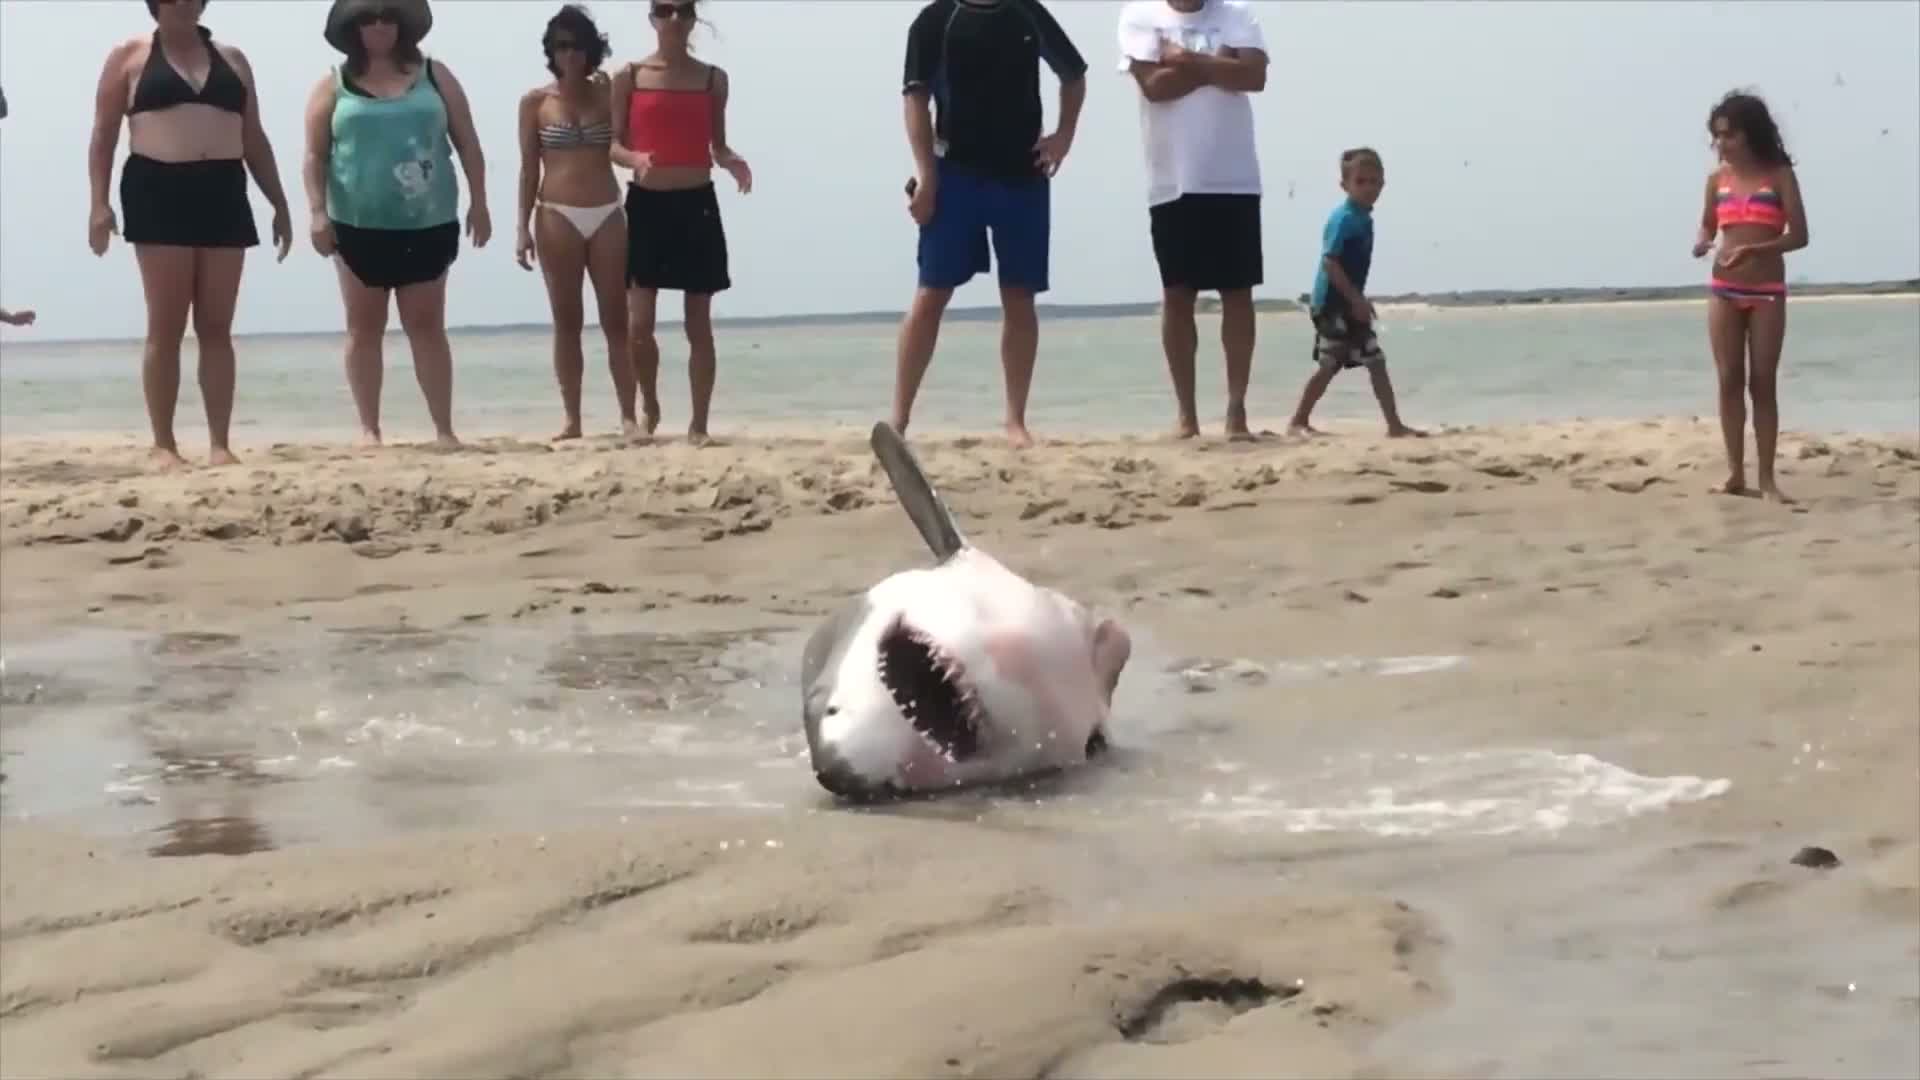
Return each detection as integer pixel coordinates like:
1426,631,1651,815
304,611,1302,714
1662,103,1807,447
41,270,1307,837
1711,477,1759,498
552,424,582,443
1225,404,1256,442
687,428,713,448
1758,481,1795,504
1287,422,1323,438
356,428,383,449
621,418,650,445
641,404,661,437
1387,424,1428,438
431,433,462,451
149,446,188,471
1172,417,1201,440
207,446,240,467
1005,423,1035,449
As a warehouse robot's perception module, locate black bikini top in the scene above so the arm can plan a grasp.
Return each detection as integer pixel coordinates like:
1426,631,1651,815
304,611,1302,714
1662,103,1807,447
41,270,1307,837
129,27,248,116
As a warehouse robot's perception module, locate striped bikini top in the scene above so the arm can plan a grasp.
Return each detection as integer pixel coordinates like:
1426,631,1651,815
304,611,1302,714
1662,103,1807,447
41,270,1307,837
538,115,612,149
1714,169,1786,229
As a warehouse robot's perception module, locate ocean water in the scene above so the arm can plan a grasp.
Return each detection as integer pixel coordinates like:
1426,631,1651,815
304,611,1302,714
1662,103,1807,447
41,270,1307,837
1,297,1915,441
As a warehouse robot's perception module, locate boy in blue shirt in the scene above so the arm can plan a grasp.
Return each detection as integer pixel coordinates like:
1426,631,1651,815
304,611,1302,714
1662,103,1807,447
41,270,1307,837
1286,147,1422,437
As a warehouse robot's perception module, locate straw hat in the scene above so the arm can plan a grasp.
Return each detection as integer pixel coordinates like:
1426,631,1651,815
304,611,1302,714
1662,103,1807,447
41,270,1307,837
324,0,433,54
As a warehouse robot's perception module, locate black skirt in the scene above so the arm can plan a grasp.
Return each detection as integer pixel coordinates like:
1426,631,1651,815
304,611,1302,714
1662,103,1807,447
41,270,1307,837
119,153,259,249
624,182,731,295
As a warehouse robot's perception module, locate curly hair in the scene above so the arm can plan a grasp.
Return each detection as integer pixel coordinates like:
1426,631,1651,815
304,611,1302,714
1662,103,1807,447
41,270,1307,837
544,4,610,76
1709,90,1795,168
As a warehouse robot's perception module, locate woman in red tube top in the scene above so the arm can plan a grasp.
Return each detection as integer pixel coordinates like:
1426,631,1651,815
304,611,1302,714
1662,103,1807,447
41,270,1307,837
1691,90,1810,503
608,0,752,447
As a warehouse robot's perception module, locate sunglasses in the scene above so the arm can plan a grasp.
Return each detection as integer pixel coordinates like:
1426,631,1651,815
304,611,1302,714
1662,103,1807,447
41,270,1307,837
350,8,401,27
650,3,695,20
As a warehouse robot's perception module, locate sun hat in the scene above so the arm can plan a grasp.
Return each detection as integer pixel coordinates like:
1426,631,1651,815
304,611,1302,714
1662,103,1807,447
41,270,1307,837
323,0,433,55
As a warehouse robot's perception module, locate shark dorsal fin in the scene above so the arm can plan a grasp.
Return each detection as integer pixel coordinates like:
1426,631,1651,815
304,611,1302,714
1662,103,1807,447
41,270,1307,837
870,422,967,563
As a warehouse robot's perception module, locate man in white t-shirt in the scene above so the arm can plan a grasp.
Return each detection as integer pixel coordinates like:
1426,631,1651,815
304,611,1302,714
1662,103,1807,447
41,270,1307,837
1117,0,1268,439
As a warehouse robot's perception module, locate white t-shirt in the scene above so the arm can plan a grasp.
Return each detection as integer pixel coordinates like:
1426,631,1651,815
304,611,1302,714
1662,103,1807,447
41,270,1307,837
1116,0,1266,207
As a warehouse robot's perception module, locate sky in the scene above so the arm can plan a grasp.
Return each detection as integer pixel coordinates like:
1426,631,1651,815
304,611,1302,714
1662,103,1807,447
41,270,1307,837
1,0,1916,341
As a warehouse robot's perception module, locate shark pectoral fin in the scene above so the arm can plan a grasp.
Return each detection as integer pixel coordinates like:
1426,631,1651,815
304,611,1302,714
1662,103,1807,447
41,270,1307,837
870,421,968,563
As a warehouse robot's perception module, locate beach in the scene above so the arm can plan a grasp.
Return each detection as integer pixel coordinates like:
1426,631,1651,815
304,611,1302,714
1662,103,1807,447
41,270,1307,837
2,416,1917,1078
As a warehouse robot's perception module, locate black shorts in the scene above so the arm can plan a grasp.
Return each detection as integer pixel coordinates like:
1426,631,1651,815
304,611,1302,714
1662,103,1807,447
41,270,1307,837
1148,193,1262,293
1310,310,1386,370
120,154,258,249
625,182,730,294
331,221,460,290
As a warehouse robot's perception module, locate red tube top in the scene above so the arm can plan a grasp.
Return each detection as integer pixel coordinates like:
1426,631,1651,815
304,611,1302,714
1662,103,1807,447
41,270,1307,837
626,87,713,168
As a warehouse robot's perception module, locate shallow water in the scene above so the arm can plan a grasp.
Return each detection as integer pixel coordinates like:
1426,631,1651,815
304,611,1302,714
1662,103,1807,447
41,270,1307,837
1,618,1914,1078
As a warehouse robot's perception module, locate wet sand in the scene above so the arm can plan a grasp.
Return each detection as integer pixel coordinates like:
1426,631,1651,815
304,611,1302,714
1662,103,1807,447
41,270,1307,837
2,418,1918,1079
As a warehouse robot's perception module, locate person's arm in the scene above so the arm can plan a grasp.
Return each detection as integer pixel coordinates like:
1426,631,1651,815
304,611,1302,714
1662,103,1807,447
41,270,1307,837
430,61,487,216
301,73,336,223
1694,170,1719,252
1128,60,1206,103
516,89,543,234
709,67,744,168
1118,6,1203,103
1198,4,1269,93
901,6,942,184
608,63,646,172
1026,0,1088,140
1747,165,1810,254
227,47,291,221
88,41,134,217
1321,217,1369,314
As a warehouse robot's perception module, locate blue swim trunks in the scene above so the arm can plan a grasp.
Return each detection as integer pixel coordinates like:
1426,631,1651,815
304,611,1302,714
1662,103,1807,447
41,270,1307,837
915,158,1051,293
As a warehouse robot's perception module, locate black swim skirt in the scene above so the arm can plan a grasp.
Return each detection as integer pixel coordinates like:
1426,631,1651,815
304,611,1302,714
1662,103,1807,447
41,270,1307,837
625,182,730,295
331,221,460,291
119,153,259,249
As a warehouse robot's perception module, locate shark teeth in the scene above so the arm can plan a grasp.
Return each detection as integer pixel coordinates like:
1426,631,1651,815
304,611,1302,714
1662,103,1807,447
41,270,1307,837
877,620,983,762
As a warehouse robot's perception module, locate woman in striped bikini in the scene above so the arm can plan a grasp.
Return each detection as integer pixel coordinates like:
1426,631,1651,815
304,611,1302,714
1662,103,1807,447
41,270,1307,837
1692,90,1810,503
516,4,639,442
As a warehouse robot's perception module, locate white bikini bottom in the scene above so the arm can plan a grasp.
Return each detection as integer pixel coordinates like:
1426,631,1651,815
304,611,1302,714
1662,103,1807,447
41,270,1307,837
540,200,621,239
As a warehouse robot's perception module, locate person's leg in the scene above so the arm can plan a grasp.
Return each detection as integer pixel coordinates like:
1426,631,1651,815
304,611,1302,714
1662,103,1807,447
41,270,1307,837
682,292,717,445
1147,198,1202,438
1219,289,1256,440
988,175,1052,447
1288,316,1343,435
1706,294,1753,495
1218,195,1263,440
1161,286,1201,437
536,206,590,440
1746,297,1790,502
584,210,639,440
895,160,987,435
627,287,661,434
190,247,247,464
333,249,392,445
132,245,197,469
394,273,458,447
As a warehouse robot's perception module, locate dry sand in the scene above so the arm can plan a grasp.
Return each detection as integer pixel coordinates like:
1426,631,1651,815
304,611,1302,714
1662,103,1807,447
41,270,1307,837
2,418,1917,1079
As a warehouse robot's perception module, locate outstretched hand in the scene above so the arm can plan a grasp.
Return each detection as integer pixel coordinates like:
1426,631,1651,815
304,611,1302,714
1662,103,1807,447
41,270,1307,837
721,154,753,194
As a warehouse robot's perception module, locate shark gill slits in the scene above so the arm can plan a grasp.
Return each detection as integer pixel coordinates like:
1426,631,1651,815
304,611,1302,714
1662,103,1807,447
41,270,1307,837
877,622,981,761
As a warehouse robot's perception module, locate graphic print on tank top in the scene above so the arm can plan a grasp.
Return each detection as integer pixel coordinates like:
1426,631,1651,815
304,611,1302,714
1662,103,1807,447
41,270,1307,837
327,64,460,231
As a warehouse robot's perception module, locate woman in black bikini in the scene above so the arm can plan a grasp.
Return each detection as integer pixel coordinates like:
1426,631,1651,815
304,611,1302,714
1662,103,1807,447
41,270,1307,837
515,4,639,443
87,0,293,470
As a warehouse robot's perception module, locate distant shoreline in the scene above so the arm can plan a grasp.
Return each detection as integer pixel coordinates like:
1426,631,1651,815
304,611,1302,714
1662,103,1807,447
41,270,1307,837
21,277,1918,347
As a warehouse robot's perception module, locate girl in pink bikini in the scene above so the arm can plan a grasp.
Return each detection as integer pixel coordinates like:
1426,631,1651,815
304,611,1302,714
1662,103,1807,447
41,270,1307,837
1692,90,1810,502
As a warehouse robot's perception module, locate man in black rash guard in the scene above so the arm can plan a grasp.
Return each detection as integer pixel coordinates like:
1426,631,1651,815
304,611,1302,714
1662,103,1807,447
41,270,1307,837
891,0,1088,448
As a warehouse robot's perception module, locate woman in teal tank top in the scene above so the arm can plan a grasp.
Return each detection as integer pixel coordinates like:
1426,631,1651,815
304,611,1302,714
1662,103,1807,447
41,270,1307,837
302,0,489,449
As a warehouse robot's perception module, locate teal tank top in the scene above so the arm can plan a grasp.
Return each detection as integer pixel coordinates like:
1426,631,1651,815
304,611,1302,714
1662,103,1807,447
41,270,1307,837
326,62,459,231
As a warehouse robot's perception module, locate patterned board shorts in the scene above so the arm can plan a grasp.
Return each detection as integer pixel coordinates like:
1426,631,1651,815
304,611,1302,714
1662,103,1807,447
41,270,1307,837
1311,311,1386,371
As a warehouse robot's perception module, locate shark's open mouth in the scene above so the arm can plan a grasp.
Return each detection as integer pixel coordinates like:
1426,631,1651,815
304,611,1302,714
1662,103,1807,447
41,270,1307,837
877,618,983,761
